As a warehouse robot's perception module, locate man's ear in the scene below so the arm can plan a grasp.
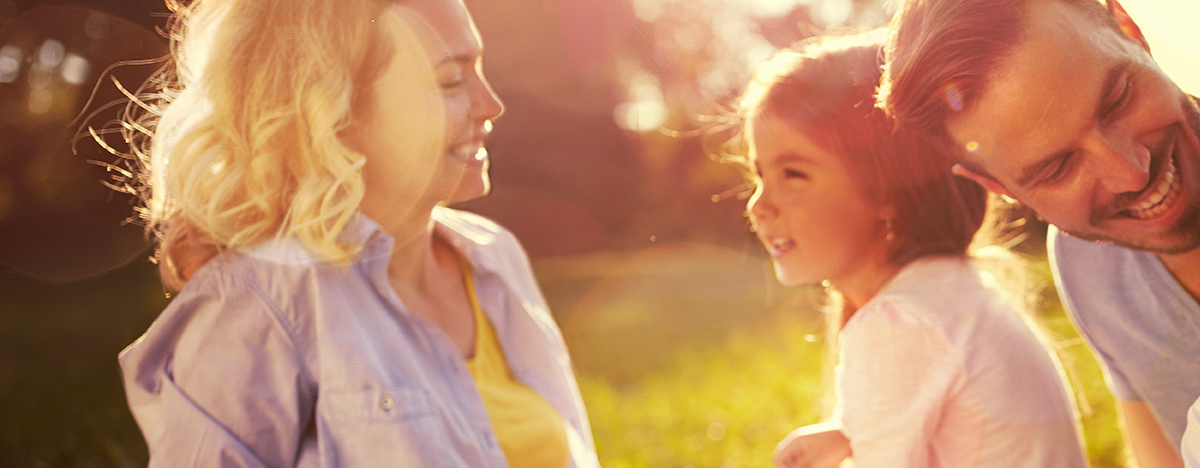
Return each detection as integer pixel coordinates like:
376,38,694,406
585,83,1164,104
951,163,1015,199
1108,0,1152,53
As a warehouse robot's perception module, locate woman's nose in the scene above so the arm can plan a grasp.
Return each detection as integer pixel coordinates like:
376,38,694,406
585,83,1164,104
473,74,504,123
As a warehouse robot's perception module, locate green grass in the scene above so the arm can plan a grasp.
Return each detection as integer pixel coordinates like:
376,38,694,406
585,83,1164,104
542,245,1133,468
0,242,1131,467
578,320,829,468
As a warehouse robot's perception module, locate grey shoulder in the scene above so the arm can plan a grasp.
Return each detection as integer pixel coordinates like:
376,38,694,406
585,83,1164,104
1047,226,1136,273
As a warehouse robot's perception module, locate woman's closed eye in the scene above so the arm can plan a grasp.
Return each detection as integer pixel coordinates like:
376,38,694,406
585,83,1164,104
783,168,809,180
436,66,467,92
439,78,465,91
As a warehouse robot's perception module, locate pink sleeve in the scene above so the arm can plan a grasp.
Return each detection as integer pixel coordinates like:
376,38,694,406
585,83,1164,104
836,300,963,468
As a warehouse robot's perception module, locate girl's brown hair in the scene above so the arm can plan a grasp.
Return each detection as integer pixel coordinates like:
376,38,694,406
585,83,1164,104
738,29,989,266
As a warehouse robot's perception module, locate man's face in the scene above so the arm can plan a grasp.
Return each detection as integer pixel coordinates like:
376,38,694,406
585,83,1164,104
946,0,1200,254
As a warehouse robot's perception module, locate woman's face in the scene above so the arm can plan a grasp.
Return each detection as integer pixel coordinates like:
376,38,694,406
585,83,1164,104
349,0,503,226
746,111,891,289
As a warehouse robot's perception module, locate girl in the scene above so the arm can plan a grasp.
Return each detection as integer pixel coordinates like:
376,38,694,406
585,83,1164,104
116,0,598,466
736,30,1087,468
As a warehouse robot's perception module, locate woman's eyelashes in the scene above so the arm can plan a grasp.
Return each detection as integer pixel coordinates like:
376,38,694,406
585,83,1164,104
783,168,808,180
436,66,467,92
439,77,466,91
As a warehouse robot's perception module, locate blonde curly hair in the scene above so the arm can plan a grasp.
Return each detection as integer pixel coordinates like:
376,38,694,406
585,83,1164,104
117,0,423,290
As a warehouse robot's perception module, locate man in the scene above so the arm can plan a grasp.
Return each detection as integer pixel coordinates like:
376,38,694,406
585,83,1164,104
878,0,1200,466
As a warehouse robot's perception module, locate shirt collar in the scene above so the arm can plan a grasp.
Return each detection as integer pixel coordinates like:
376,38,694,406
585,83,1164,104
240,207,504,274
360,206,504,274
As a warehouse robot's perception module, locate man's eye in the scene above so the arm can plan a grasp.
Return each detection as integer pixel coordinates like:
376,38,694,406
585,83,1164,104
1104,79,1132,121
1042,153,1078,183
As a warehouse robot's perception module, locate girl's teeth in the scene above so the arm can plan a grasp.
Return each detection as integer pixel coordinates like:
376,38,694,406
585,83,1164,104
769,238,795,255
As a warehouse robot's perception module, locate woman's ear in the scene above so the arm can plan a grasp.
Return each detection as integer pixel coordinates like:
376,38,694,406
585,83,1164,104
1107,0,1151,53
951,163,1015,200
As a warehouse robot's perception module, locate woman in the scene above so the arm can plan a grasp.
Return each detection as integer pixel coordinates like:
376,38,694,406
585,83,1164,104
734,30,1088,468
116,0,598,466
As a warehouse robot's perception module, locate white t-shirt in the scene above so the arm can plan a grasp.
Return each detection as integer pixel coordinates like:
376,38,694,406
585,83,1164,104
835,256,1087,468
1185,397,1200,468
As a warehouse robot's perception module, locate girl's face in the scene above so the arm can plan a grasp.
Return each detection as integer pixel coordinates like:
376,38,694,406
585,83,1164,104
349,0,503,227
746,111,893,292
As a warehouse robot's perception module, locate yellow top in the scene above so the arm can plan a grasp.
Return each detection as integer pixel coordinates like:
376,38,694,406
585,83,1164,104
461,256,569,468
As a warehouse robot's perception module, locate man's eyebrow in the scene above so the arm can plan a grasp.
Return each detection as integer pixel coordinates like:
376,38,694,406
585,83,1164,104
1014,60,1129,187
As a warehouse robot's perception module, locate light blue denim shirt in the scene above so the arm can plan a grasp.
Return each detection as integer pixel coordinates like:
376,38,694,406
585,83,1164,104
119,207,600,468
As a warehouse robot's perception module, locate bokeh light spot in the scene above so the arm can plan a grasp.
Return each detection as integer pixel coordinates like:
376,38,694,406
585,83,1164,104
965,140,980,154
37,38,64,67
707,422,726,441
27,87,52,115
60,53,89,85
84,11,109,40
614,73,667,133
0,44,20,83
816,0,852,25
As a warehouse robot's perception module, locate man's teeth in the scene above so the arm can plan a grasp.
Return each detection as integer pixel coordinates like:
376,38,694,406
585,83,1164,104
1127,154,1181,219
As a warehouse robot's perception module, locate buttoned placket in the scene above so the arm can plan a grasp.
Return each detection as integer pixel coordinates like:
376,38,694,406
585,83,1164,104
358,233,504,465
462,265,516,465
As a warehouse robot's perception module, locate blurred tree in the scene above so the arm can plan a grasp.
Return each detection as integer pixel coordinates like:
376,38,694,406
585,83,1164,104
0,0,165,281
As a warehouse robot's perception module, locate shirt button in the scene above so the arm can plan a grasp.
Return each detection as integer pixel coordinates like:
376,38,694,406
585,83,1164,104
379,394,395,410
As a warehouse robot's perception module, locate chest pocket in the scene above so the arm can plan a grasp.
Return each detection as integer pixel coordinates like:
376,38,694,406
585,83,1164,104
318,386,455,467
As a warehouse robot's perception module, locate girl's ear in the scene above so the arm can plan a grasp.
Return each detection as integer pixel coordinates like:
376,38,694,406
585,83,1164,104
877,196,898,224
1107,0,1151,53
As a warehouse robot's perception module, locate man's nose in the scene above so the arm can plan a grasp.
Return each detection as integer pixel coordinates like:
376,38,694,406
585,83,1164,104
1087,129,1151,195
